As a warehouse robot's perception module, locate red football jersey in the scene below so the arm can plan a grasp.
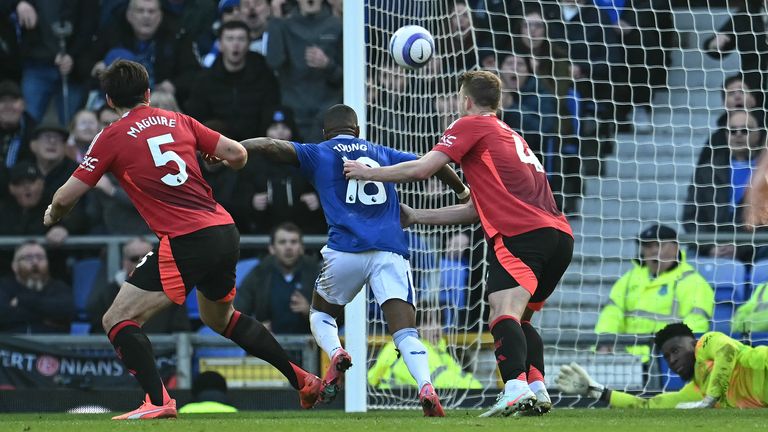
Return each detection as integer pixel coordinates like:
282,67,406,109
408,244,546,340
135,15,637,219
73,105,233,238
433,114,572,238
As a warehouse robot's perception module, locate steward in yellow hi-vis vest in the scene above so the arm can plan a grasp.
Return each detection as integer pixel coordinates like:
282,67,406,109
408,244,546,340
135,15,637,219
595,225,715,362
557,323,768,409
368,338,482,389
733,282,768,332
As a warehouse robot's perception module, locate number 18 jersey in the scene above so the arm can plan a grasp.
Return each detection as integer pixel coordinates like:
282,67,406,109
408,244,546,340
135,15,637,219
433,114,572,239
72,105,233,238
293,135,417,258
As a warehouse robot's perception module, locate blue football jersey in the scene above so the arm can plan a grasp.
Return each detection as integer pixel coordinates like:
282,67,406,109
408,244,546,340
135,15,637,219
292,135,417,257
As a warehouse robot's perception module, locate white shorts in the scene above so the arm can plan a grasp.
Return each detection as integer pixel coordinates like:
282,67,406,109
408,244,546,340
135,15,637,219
314,246,416,306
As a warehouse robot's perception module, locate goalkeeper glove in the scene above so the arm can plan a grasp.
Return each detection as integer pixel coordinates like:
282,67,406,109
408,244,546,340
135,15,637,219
556,362,606,399
675,396,717,409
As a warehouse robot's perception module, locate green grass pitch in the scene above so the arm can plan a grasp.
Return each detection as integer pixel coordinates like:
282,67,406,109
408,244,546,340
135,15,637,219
2,409,768,432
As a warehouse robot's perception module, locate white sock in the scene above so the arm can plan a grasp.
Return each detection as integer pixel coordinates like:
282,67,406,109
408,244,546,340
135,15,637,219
504,377,530,394
393,328,431,390
529,380,546,394
310,308,342,358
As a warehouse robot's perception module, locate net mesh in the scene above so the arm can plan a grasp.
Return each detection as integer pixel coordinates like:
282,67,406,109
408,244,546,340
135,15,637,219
362,0,768,409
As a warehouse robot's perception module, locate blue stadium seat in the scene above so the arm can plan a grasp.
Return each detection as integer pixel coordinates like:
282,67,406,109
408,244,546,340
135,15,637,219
72,258,103,321
194,325,245,358
691,256,746,302
750,260,768,286
712,303,736,333
748,332,768,346
235,257,260,288
70,322,91,335
186,287,199,319
185,258,260,320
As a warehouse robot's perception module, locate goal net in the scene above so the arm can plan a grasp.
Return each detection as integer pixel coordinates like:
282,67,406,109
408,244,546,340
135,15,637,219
352,0,765,410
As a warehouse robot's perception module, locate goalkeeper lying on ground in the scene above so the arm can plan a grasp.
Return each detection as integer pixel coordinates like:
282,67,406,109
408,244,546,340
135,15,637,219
556,323,768,408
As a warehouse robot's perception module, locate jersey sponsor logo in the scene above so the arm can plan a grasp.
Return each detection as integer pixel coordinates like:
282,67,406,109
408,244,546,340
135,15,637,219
438,133,457,147
80,155,99,172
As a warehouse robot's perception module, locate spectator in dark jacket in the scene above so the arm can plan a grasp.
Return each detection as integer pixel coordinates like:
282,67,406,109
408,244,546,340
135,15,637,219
85,0,200,105
683,110,766,262
703,0,768,94
266,0,342,141
185,20,280,141
235,223,319,334
0,161,48,236
19,0,98,124
548,0,625,123
87,238,190,333
245,108,326,234
499,54,558,155
0,80,35,202
0,241,74,333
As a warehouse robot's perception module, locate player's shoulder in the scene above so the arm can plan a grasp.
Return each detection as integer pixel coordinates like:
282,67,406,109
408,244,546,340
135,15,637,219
696,331,732,351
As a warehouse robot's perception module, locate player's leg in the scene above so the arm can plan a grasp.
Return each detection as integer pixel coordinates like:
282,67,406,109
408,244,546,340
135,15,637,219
102,282,176,412
310,247,367,401
480,232,554,417
103,242,179,420
196,292,321,408
310,291,351,400
372,253,444,417
517,230,574,416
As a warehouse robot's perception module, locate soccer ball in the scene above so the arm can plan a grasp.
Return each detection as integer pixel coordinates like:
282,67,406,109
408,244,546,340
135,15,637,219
389,25,434,69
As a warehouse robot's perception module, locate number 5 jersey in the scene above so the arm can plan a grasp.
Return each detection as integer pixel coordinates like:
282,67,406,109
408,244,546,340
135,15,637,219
73,105,233,238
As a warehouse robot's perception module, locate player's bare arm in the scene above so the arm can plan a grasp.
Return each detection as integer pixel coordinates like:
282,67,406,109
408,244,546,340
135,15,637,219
434,164,471,202
399,200,479,228
212,135,248,170
44,177,92,226
745,151,768,228
240,137,299,166
344,150,450,182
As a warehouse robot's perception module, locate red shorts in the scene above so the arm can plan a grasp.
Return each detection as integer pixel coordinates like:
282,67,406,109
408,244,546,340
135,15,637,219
485,228,573,311
128,224,240,304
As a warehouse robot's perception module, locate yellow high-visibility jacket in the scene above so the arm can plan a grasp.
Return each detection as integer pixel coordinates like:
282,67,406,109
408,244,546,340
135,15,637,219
595,254,715,361
367,338,482,389
733,283,768,332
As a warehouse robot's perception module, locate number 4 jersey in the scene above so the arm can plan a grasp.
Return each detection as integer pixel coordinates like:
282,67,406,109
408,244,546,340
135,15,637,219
293,135,417,258
433,114,572,238
73,105,233,238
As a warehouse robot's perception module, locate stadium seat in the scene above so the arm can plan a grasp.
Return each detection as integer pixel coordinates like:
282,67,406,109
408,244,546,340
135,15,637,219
194,325,245,359
750,260,768,286
186,288,200,320
712,303,735,333
690,256,746,302
748,332,768,346
235,257,260,288
71,258,103,321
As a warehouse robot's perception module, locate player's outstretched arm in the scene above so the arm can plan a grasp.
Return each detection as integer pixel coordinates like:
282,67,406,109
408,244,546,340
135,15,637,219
240,137,299,166
556,362,704,409
213,135,248,170
344,151,449,183
400,201,479,228
44,177,92,227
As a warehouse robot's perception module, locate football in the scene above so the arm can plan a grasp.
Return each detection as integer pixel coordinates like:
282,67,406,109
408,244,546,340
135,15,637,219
389,25,434,69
